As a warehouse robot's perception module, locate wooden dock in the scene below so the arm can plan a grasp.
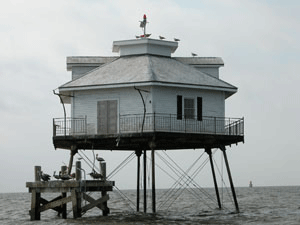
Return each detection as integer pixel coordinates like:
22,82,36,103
26,162,114,220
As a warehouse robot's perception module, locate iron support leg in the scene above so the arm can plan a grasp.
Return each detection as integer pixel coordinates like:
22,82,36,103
151,149,156,213
143,150,147,213
222,148,239,213
206,148,222,209
136,150,142,212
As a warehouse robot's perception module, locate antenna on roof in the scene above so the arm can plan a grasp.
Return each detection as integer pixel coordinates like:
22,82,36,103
139,14,150,38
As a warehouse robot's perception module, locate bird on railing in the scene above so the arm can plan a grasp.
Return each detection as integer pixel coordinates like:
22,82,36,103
59,171,73,180
88,170,103,179
96,154,105,162
53,171,60,179
39,171,51,181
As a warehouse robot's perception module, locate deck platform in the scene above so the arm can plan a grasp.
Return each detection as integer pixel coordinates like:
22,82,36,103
26,163,115,220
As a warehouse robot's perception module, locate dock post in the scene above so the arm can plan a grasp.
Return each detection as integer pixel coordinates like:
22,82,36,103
205,148,222,209
221,147,239,212
30,166,41,220
135,150,142,212
61,165,68,218
151,149,156,213
101,161,109,216
143,149,147,213
75,161,82,217
76,161,82,181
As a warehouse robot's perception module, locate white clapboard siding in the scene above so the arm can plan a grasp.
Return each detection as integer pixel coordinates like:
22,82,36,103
72,87,152,134
152,86,225,117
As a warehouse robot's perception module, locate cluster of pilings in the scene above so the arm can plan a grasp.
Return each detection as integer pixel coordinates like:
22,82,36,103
26,161,114,220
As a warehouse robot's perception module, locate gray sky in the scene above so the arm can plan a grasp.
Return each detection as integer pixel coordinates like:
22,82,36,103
0,0,299,193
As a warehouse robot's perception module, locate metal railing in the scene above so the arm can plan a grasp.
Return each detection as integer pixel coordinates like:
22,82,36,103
53,114,244,137
119,113,244,136
53,117,87,136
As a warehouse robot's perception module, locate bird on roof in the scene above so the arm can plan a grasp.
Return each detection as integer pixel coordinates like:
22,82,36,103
89,170,103,179
39,171,51,181
135,35,140,39
140,34,151,38
159,36,166,40
174,38,180,42
96,154,105,162
191,52,198,57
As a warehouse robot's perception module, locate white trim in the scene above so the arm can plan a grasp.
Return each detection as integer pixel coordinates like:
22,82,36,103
59,81,237,94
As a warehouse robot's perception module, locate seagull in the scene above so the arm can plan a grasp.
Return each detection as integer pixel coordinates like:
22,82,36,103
191,52,198,57
53,171,60,180
174,38,180,42
89,170,103,179
96,154,105,162
159,36,166,40
135,35,140,39
39,171,51,181
59,171,72,180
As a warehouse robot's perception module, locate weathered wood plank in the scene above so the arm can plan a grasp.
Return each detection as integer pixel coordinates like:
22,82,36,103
71,189,82,219
82,194,109,213
39,196,72,212
30,189,40,220
40,196,63,213
62,193,67,219
82,193,105,210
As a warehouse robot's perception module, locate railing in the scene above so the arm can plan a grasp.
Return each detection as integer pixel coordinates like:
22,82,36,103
119,113,244,136
53,117,87,136
53,114,244,137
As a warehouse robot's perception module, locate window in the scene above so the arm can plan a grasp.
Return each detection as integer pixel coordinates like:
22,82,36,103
184,98,195,119
177,96,202,120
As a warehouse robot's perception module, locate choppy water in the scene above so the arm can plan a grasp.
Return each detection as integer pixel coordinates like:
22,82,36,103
1,186,300,224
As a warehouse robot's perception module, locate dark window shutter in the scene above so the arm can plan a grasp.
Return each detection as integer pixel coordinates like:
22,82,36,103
197,97,202,121
177,95,182,120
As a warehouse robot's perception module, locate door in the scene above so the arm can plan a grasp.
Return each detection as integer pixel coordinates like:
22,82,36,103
97,100,118,134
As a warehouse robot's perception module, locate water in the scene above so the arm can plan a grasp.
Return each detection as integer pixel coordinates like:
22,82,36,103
1,186,300,224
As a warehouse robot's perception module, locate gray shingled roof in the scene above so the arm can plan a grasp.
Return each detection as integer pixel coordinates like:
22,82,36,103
60,55,237,97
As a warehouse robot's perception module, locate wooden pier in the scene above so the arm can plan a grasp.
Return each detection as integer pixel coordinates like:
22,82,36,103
26,162,114,220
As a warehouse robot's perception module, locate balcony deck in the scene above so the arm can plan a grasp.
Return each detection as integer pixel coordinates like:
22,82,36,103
53,114,244,150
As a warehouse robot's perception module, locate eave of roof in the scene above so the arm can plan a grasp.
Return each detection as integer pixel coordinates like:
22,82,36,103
59,55,237,98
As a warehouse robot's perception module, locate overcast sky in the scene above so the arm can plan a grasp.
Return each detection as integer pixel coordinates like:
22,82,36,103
0,0,299,193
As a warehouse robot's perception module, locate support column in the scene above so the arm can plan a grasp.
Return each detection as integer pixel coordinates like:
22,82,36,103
151,149,156,213
221,147,239,213
135,150,142,212
30,166,41,220
143,149,147,213
61,193,67,219
205,148,222,209
68,145,77,175
100,161,109,216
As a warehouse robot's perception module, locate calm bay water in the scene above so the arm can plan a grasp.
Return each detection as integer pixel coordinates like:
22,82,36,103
1,186,300,224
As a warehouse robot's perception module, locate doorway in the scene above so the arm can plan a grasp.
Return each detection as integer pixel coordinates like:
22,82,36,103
97,100,118,134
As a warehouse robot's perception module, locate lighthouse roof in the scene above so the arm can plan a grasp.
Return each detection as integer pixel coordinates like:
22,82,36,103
59,54,237,98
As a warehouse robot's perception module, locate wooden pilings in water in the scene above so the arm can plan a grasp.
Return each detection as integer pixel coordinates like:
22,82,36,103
26,162,114,221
